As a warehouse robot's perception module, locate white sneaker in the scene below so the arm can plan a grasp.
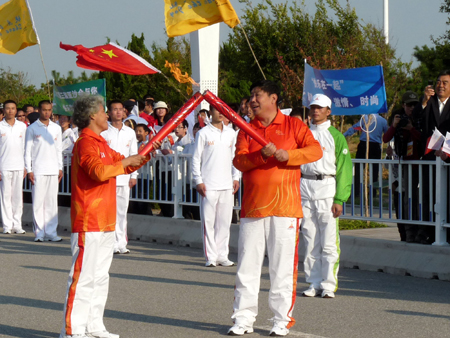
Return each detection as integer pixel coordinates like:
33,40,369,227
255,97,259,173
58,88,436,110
48,236,62,242
228,323,254,335
34,237,44,242
61,334,88,338
119,248,130,254
302,285,320,297
321,290,335,298
269,322,289,336
3,229,11,234
13,229,26,234
205,261,216,267
86,331,119,338
218,259,235,267
113,248,120,254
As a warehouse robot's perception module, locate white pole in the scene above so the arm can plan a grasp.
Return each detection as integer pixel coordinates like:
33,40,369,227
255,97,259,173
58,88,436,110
384,0,389,44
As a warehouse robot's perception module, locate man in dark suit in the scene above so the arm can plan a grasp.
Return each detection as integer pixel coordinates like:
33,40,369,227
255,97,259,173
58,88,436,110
414,70,450,244
417,70,450,159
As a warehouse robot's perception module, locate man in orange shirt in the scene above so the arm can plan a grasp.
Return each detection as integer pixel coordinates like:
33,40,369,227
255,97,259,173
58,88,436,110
228,80,322,337
60,95,159,338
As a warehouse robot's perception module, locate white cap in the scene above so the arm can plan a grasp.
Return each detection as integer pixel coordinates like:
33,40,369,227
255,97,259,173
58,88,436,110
153,101,168,110
309,94,331,108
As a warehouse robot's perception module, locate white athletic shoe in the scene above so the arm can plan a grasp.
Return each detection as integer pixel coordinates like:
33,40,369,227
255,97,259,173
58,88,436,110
119,247,130,254
302,285,320,297
3,229,11,234
34,237,44,242
227,323,254,336
205,261,216,267
86,331,119,338
61,334,88,338
13,229,26,234
217,259,235,267
48,236,62,242
269,322,289,336
321,290,335,298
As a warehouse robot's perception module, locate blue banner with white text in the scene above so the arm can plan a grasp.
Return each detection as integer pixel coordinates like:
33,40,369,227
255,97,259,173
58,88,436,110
302,63,388,115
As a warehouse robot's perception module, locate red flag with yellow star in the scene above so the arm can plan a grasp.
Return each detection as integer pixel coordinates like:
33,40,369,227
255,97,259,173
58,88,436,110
60,42,160,75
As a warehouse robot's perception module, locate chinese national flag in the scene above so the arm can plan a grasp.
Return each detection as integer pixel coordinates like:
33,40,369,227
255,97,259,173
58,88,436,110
60,42,160,76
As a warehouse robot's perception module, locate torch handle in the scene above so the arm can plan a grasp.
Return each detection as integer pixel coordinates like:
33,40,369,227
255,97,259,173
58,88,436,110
139,92,204,156
202,90,268,147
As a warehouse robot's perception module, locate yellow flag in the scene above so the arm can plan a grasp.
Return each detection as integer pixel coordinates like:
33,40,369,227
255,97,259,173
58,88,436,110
0,0,39,55
164,0,240,38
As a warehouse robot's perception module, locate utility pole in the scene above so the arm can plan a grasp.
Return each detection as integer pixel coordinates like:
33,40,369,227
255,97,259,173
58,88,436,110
384,0,389,44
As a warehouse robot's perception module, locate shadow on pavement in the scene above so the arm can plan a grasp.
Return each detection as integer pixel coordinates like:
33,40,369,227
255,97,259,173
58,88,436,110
0,325,58,337
0,295,230,335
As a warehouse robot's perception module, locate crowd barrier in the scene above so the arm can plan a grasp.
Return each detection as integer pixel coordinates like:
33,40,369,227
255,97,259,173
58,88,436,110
23,152,450,246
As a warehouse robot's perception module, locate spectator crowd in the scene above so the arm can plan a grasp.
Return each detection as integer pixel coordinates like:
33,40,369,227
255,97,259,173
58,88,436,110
1,73,450,337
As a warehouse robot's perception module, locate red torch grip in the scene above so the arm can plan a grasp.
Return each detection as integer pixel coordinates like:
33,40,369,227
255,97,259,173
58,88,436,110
202,90,268,147
139,92,204,156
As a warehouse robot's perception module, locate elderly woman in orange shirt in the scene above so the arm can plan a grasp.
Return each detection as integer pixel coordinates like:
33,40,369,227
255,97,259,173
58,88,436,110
60,95,159,338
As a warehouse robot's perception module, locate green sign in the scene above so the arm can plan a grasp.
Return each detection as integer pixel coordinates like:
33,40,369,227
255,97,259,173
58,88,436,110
53,79,106,116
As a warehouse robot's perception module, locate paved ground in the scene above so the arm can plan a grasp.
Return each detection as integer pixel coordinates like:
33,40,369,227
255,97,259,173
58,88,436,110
1,229,450,338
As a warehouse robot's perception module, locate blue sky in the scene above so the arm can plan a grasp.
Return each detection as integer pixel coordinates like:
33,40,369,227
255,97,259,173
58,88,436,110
0,0,447,87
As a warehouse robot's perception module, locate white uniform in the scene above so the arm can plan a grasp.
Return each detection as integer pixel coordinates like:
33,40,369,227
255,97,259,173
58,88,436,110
24,119,63,240
0,119,27,233
101,123,138,251
192,122,240,264
300,120,352,293
62,128,76,153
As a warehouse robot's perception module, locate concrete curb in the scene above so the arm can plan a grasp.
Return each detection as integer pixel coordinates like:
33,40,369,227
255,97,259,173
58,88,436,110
20,204,450,281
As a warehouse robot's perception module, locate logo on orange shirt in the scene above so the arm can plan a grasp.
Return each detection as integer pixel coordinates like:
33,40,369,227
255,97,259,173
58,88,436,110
100,152,106,158
276,130,284,136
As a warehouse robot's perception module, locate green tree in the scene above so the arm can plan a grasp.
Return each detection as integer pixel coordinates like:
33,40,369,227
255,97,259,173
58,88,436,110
220,0,418,116
0,68,39,104
413,0,450,86
99,33,192,113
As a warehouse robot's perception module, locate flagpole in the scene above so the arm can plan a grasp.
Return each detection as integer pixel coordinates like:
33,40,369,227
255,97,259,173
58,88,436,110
38,42,51,100
151,72,189,101
25,0,51,100
238,23,266,80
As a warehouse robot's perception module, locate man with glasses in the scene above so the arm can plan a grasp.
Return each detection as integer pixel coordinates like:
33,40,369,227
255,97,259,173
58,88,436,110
140,94,157,127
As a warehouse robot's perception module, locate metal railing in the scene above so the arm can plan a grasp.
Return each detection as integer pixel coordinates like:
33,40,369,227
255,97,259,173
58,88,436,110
23,152,450,246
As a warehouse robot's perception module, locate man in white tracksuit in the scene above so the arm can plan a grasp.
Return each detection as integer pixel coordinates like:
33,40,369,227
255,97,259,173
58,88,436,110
300,94,352,299
0,100,27,234
192,106,240,267
101,100,138,254
25,100,63,242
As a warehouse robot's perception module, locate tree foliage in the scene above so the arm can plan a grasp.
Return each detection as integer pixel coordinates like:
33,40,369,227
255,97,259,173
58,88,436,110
99,33,192,113
0,68,38,105
220,0,418,116
413,0,450,86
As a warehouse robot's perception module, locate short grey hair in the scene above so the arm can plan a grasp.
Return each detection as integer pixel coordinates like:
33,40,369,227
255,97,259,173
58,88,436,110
73,95,105,130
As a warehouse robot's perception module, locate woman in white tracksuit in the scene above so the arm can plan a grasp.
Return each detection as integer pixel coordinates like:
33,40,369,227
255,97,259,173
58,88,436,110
300,94,352,298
